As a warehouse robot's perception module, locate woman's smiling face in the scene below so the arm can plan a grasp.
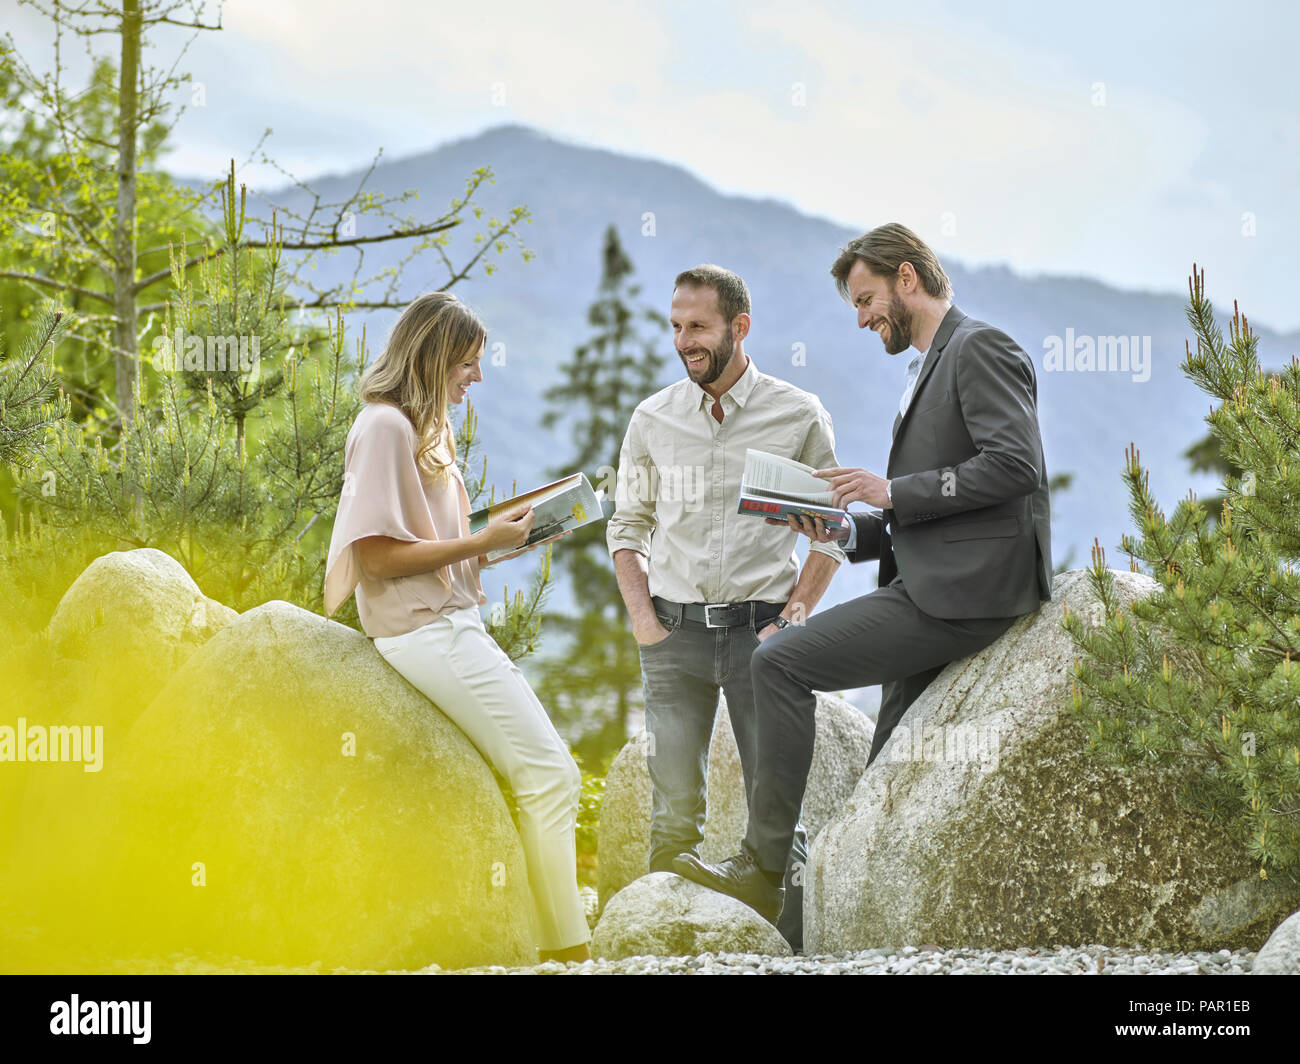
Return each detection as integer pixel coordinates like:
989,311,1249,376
449,339,485,403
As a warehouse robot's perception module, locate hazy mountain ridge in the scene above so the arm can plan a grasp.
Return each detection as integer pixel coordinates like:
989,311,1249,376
205,124,1299,610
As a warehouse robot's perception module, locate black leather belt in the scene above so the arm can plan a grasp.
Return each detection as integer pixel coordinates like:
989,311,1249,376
651,596,786,629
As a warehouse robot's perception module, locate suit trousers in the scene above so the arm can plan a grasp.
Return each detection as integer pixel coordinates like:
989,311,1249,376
373,605,590,952
638,606,809,950
744,576,1021,875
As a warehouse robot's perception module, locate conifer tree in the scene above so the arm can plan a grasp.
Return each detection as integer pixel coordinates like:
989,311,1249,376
1063,265,1300,885
0,302,70,470
535,225,668,764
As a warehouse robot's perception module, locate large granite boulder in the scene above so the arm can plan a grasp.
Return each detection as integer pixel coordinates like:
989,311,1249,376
44,547,236,717
592,872,791,959
598,692,874,908
805,569,1300,954
12,599,536,973
4,549,239,934
1253,909,1300,974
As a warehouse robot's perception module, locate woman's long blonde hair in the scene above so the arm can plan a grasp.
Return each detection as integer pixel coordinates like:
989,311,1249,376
359,291,486,482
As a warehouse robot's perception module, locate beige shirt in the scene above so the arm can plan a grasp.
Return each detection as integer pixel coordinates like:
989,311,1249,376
324,401,486,638
606,355,846,604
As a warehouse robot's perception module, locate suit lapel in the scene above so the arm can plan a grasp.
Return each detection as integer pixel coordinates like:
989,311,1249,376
889,305,966,455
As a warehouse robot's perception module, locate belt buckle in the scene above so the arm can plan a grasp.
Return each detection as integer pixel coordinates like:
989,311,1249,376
704,603,732,628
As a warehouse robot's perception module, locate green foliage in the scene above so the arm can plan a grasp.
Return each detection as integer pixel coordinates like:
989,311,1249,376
0,8,546,645
0,44,224,426
9,160,356,612
575,765,605,888
535,225,669,762
1063,266,1300,886
162,165,289,448
1,19,535,444
0,302,71,469
1182,401,1260,526
1048,470,1076,572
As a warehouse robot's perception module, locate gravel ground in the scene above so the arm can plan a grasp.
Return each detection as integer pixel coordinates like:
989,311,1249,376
433,944,1256,975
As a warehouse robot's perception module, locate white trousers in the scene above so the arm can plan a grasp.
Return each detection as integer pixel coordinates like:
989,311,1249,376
373,606,589,952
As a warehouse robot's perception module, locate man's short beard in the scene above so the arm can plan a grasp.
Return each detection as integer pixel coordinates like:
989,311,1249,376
685,323,735,385
883,286,914,355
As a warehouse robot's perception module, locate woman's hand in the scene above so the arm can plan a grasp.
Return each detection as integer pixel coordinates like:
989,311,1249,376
480,504,535,554
480,526,574,567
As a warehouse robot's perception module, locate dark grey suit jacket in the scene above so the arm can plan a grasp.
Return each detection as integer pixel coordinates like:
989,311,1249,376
845,304,1053,619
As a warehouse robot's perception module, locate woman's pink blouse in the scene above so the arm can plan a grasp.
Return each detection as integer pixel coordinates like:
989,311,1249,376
324,402,485,637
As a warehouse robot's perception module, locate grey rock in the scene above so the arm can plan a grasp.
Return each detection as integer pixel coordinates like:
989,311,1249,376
8,549,240,930
45,547,236,718
435,942,1259,976
805,569,1300,954
597,692,874,908
31,599,536,973
592,872,791,960
1252,909,1300,974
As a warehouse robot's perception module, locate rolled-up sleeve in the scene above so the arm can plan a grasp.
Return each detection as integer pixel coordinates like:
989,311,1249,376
798,401,848,565
606,409,657,559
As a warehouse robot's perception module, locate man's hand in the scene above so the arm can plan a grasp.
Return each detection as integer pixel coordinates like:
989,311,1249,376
633,618,673,647
815,467,890,509
764,514,850,543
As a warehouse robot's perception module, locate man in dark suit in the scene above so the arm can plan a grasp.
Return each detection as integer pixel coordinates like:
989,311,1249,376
674,222,1053,925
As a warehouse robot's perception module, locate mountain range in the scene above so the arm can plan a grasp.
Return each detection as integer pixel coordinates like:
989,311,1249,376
209,124,1299,647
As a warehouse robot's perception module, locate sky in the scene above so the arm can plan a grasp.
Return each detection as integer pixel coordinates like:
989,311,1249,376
6,0,1299,332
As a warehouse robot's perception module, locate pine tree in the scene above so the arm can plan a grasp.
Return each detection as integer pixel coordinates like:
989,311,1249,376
1049,470,1076,572
1183,416,1258,526
1063,265,1300,886
535,225,668,766
0,302,71,470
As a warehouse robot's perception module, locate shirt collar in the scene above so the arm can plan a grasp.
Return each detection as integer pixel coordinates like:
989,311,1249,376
695,353,759,411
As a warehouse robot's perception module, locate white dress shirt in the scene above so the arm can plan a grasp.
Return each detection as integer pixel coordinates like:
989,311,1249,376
607,355,846,603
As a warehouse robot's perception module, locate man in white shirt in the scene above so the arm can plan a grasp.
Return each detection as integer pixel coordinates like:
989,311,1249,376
607,265,847,951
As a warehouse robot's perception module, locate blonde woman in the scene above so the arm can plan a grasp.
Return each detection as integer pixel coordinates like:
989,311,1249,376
323,291,591,964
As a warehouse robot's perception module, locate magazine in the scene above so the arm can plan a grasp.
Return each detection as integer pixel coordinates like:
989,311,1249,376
737,449,850,529
469,472,609,563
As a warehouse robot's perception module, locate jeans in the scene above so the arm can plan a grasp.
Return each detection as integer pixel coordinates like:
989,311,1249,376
638,602,810,949
373,606,590,952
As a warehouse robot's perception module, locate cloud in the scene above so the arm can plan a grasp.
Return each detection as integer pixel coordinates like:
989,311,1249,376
7,0,1296,330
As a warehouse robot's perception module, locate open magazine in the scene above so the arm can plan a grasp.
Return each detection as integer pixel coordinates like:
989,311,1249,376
469,472,610,563
737,449,850,529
